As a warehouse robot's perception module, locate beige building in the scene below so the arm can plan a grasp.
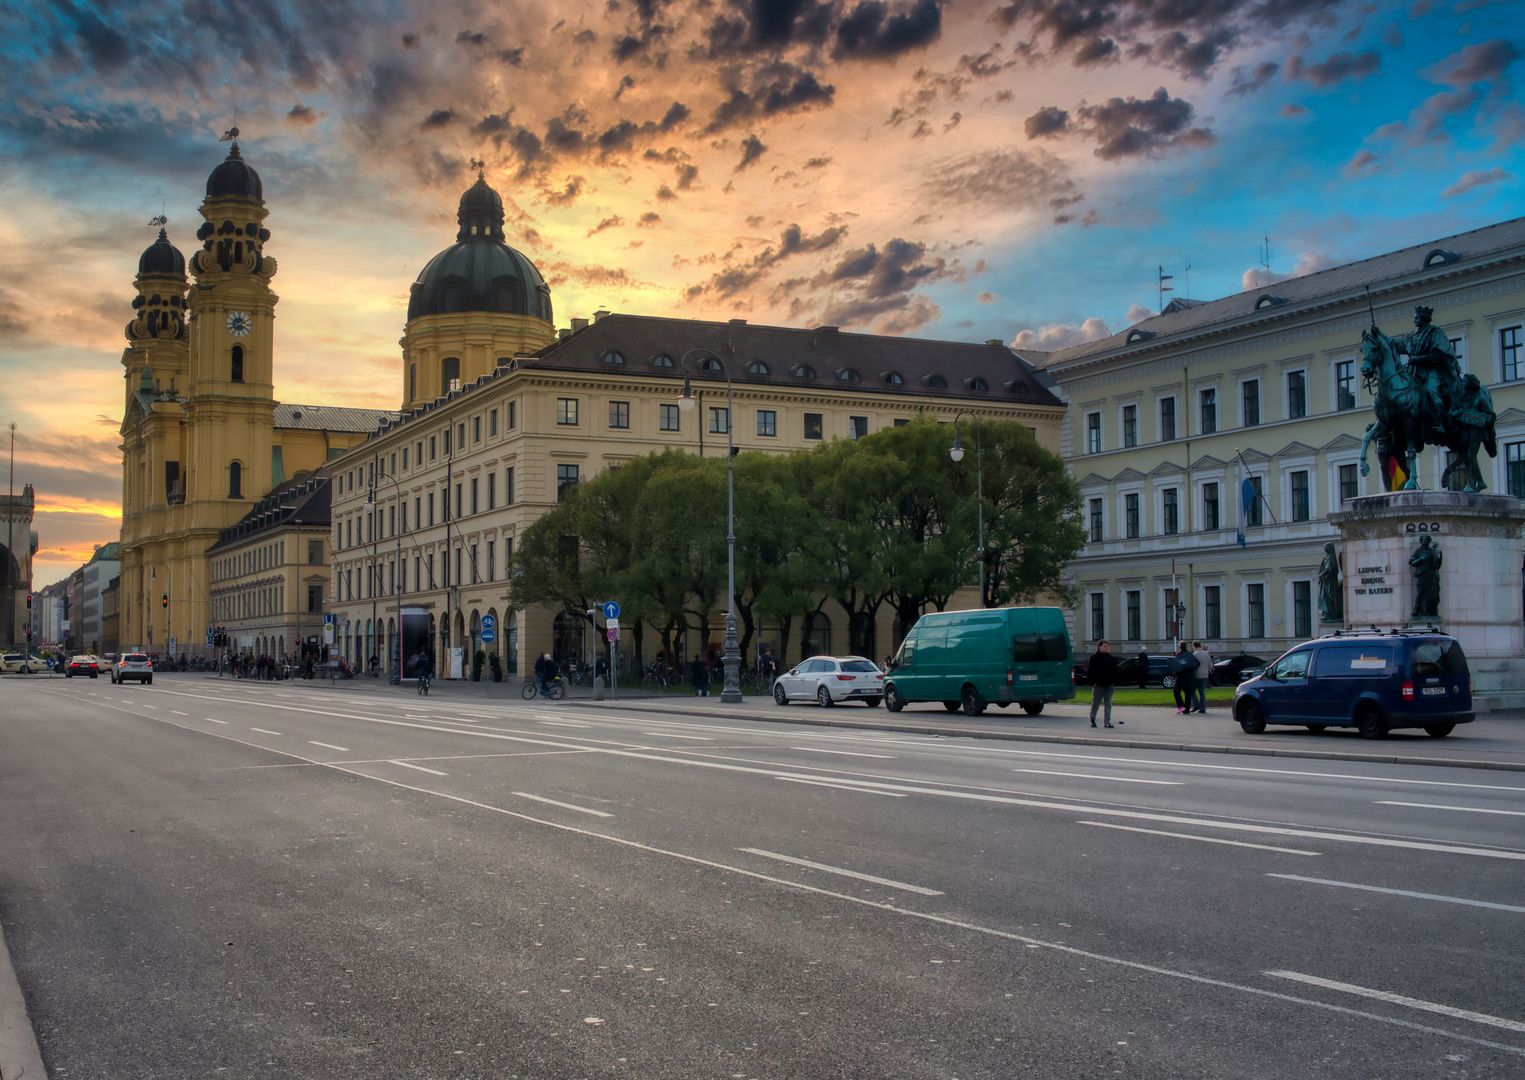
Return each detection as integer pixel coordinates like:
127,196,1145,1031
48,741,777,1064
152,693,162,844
1041,217,1525,661
117,141,390,656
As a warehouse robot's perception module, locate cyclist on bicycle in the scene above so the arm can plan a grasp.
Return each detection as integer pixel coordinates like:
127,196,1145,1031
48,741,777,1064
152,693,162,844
415,650,434,690
535,652,557,695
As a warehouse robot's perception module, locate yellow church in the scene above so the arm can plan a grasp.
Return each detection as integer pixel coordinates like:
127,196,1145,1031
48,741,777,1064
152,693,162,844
117,138,390,656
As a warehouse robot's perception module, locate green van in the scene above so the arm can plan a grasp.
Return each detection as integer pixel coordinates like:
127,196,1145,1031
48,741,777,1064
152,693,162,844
884,607,1073,716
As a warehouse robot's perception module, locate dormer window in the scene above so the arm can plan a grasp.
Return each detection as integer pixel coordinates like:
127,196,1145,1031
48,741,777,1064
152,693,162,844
837,368,860,381
602,351,626,365
922,374,947,388
793,364,815,378
882,371,904,385
1253,295,1288,310
746,361,769,375
700,357,723,372
1126,328,1158,343
1424,248,1461,267
965,377,988,391
650,354,674,367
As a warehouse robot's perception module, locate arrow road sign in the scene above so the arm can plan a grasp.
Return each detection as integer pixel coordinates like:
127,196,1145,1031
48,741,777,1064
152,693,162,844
602,601,620,620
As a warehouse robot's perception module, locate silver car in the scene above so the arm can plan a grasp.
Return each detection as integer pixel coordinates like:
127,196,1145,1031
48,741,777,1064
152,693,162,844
112,653,154,685
772,655,884,708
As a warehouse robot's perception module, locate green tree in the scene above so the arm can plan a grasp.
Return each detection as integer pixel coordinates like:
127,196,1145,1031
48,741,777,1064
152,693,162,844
731,451,822,664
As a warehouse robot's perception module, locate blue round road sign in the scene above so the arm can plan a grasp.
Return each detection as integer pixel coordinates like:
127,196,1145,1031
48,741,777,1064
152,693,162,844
480,629,496,643
480,614,496,631
602,601,621,620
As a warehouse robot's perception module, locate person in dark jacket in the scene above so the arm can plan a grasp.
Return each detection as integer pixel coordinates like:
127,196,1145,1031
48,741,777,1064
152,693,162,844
1171,641,1196,713
1136,645,1149,690
1087,640,1121,728
690,654,710,697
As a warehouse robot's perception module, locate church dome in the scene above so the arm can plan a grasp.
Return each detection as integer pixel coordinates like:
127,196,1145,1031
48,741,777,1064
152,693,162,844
206,143,263,200
405,176,553,324
138,228,186,277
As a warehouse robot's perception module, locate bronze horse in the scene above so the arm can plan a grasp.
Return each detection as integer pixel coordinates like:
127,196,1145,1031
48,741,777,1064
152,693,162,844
1358,326,1431,491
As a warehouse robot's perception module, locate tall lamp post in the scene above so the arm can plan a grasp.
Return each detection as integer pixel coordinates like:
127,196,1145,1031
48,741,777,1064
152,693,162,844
676,348,742,703
365,474,406,684
948,411,986,608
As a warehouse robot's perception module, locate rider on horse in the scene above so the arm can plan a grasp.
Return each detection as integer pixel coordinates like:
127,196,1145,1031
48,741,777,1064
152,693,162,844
1389,305,1460,444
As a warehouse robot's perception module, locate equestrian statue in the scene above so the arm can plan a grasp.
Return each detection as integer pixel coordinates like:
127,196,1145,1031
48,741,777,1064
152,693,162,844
1358,304,1498,492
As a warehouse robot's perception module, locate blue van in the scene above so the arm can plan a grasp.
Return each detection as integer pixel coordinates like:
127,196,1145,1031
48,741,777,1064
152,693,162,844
1232,629,1473,738
884,607,1074,716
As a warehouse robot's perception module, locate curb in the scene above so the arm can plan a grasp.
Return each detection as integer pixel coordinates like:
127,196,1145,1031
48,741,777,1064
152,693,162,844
0,917,46,1080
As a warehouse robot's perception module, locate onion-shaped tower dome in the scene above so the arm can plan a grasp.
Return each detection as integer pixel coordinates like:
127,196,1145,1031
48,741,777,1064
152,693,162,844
406,175,552,324
137,227,186,277
206,142,263,200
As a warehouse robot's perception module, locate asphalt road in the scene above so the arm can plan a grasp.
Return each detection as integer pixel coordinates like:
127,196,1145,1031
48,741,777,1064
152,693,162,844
2,674,1523,1078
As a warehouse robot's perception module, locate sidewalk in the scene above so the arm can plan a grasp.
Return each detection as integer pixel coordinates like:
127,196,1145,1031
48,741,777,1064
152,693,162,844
255,672,1525,773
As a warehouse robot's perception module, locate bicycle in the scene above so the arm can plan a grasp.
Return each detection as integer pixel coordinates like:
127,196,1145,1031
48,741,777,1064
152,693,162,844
417,672,431,696
521,676,566,701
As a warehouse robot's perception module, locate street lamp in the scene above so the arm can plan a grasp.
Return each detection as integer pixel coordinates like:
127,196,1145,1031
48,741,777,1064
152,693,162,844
949,411,986,608
365,473,406,684
677,348,742,703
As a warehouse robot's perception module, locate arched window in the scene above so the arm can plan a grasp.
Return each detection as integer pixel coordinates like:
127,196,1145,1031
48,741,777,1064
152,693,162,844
229,460,243,499
923,374,947,388
837,368,860,382
881,371,904,385
231,345,244,383
802,612,832,660
649,354,674,368
746,361,769,375
792,364,815,379
442,357,460,394
700,357,722,372
602,351,626,365
409,363,417,401
966,377,989,391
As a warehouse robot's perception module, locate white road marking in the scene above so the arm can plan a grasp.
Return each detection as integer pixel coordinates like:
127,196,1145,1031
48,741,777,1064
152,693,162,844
738,848,943,896
641,732,713,740
170,710,188,716
1079,821,1321,856
249,727,282,736
789,747,898,759
538,720,590,728
308,741,351,752
388,760,447,776
1377,800,1525,817
205,718,227,725
1267,874,1525,913
139,704,156,709
776,776,906,796
511,792,613,818
1017,768,1182,786
1266,970,1525,1034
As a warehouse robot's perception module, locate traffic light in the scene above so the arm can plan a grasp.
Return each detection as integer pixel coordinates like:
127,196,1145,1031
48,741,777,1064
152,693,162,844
161,593,168,609
25,593,31,610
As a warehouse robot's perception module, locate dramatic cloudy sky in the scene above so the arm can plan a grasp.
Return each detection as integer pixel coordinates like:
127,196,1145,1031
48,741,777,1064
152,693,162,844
1,0,1519,586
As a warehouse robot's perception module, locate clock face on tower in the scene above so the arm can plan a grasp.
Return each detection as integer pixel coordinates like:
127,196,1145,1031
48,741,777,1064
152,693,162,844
225,311,253,337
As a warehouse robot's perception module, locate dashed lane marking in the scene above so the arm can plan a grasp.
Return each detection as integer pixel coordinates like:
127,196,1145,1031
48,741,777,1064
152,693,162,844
1266,971,1525,1035
1266,874,1525,913
1078,821,1320,856
738,848,943,896
511,792,613,817
309,741,351,752
388,760,447,776
249,727,282,736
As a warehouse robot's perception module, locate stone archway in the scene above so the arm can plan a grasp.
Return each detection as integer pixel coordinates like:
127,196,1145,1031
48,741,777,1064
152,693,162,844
506,611,519,675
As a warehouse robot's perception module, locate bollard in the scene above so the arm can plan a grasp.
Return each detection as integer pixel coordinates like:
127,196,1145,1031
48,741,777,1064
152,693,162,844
593,675,605,701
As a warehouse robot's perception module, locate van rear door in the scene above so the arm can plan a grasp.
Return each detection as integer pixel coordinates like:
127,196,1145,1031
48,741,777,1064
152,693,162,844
1408,638,1471,715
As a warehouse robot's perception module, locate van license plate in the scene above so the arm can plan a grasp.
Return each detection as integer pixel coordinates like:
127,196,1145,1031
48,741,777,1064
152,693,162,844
1422,687,1447,696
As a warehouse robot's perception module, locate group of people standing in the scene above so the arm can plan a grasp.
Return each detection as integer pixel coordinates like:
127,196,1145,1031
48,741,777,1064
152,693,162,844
1084,639,1212,728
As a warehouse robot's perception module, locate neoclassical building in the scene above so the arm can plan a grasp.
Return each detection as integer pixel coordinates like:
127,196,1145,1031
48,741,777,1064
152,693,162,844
1041,217,1525,660
325,172,1066,677
117,141,391,657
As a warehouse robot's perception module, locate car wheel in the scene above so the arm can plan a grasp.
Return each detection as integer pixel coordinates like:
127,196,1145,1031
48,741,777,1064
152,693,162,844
942,701,961,712
1355,704,1387,740
884,685,905,713
66,670,73,678
146,675,152,685
816,685,833,708
773,683,788,706
1238,699,1267,734
961,686,985,716
1162,674,1176,690
862,697,881,708
91,672,98,678
1022,701,1044,716
1423,723,1455,738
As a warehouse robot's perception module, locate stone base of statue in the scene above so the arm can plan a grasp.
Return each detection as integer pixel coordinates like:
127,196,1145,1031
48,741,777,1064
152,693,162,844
1328,490,1525,712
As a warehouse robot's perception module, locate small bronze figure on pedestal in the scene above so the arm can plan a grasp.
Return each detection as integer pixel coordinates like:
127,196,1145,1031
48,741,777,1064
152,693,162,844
1409,534,1442,620
1317,542,1343,623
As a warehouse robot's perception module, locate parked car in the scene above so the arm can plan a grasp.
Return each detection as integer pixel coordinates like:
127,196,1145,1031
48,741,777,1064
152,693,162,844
112,653,154,685
1073,653,1181,688
884,606,1073,715
1212,653,1269,686
0,652,43,674
67,654,102,678
773,655,884,707
1233,629,1472,739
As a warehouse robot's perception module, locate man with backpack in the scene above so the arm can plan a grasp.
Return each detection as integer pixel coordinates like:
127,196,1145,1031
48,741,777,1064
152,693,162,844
1170,641,1198,713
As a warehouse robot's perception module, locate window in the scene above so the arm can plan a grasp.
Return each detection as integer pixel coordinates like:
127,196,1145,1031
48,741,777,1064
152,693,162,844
1293,580,1311,638
490,409,498,436
230,344,244,383
1502,326,1522,382
308,585,322,614
709,407,729,434
458,423,466,448
1124,493,1140,539
556,464,579,499
1508,442,1525,498
508,401,516,428
409,364,416,402
659,403,680,432
487,540,495,582
488,472,496,510
1160,397,1176,441
746,361,769,375
650,354,674,368
470,545,478,584
1247,583,1266,638
442,357,460,394
429,435,436,460
1245,476,1263,527
1162,488,1179,534
473,417,481,443
1204,585,1222,639
1242,380,1260,427
1089,593,1105,641
1339,463,1358,502
414,496,420,529
1199,388,1217,434
838,368,861,381
804,413,823,440
1086,412,1102,453
229,460,243,498
602,350,626,366
1287,370,1307,419
470,478,479,515
1088,498,1103,542
1203,482,1220,530
308,540,323,565
1290,470,1310,521
1336,360,1356,411
557,398,579,425
757,410,777,437
849,416,868,440
454,484,462,520
505,467,514,505
1122,404,1138,448
428,492,435,526
609,401,630,429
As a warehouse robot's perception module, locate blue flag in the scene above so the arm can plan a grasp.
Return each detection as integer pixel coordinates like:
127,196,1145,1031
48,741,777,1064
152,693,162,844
1238,476,1257,548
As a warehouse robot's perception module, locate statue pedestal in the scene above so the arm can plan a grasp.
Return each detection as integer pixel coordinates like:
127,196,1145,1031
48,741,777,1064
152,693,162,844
1328,491,1525,711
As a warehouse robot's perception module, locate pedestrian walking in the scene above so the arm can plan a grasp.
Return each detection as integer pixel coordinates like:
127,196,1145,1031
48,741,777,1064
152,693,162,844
1136,645,1149,690
690,654,710,697
1169,641,1197,713
1086,640,1121,729
1191,640,1212,713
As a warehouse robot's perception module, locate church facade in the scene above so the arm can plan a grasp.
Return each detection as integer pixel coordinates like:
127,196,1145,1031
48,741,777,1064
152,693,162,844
117,141,390,657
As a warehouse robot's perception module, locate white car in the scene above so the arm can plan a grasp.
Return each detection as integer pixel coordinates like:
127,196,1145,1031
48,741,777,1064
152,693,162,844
112,653,154,685
0,652,43,674
772,655,884,708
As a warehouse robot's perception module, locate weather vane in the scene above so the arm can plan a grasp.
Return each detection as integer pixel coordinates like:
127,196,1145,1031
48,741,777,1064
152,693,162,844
470,157,485,176
149,214,168,228
221,107,241,143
